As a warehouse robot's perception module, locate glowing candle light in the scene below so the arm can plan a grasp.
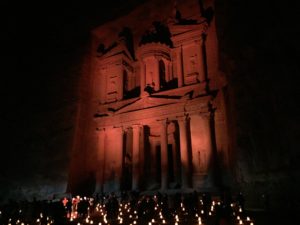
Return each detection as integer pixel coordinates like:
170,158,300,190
201,210,204,214
148,222,152,225
133,221,137,224
237,216,240,220
162,219,166,224
250,223,254,225
209,212,212,216
239,220,243,224
198,217,202,224
247,217,250,221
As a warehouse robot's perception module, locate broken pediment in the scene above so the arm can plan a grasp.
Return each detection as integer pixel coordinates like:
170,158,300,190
97,42,134,62
97,27,135,60
169,22,207,37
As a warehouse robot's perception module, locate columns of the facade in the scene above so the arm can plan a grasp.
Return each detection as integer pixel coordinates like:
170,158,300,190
178,115,192,188
154,57,160,91
169,132,180,185
149,137,158,184
201,112,218,187
114,127,124,191
160,119,169,190
197,38,206,82
168,60,173,81
176,47,184,87
140,61,146,95
132,125,141,190
162,58,171,82
95,128,106,193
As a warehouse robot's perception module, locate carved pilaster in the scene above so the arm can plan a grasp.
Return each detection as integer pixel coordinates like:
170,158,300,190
159,118,169,190
177,115,192,188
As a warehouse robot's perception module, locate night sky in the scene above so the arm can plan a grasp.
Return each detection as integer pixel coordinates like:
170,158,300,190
1,0,299,203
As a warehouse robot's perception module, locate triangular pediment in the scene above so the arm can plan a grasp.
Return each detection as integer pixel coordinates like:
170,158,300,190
99,42,133,61
170,22,206,36
115,95,184,114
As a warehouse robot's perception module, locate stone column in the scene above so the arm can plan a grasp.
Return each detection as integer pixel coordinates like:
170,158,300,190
132,125,141,190
176,47,184,87
154,57,160,91
95,128,106,193
140,61,146,94
114,127,124,191
171,133,180,185
197,37,206,82
178,115,192,188
164,59,170,82
201,112,218,187
160,119,169,190
149,137,158,184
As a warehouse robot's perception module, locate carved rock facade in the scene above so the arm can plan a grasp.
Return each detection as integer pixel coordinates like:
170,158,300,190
68,0,232,194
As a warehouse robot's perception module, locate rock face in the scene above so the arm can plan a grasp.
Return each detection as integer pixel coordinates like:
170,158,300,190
2,0,299,212
70,0,300,211
68,0,233,195
214,0,300,211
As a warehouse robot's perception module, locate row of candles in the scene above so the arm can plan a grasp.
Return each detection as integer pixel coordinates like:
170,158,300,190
0,194,255,224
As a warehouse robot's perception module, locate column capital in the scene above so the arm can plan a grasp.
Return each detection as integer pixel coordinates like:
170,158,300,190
176,114,190,122
157,118,169,125
113,126,125,134
199,111,212,121
96,127,106,132
131,124,143,129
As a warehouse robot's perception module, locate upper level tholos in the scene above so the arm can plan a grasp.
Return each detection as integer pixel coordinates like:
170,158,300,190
94,10,208,105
